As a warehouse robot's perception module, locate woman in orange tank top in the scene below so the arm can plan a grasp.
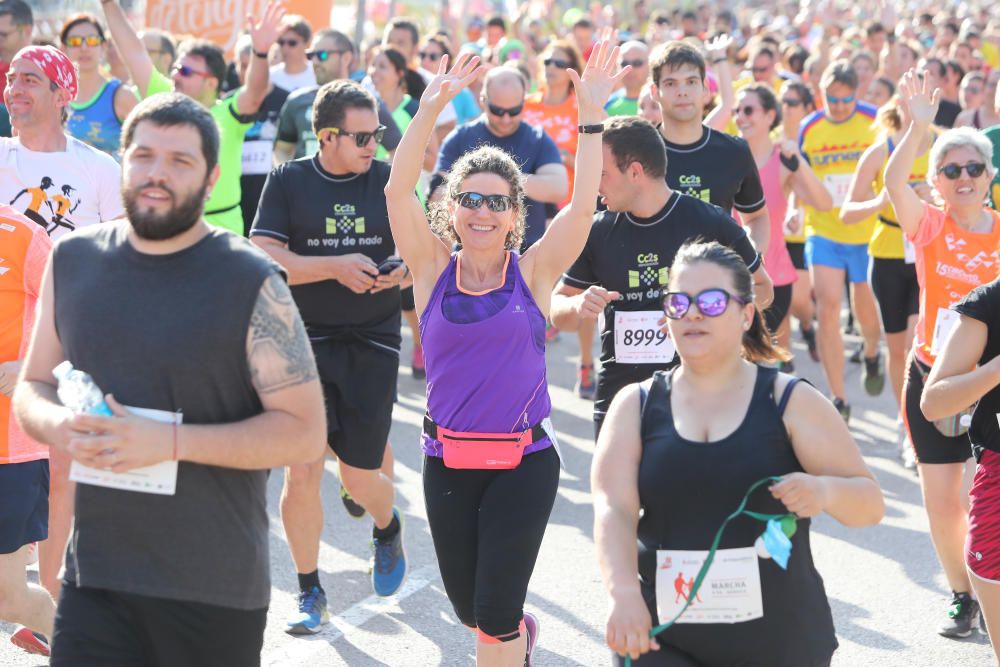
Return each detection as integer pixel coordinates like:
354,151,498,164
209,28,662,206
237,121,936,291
886,70,1000,638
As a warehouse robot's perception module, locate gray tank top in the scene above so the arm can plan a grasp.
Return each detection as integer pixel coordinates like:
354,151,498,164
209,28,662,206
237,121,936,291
53,221,280,610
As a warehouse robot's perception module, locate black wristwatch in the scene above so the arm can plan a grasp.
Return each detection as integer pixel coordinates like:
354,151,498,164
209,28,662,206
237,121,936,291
578,124,605,134
779,152,800,172
253,49,269,59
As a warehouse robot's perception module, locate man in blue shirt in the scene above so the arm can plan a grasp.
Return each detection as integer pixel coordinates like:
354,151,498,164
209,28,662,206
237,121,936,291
432,67,566,249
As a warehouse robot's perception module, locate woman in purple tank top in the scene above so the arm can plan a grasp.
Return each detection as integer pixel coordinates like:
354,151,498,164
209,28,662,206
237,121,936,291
386,44,629,665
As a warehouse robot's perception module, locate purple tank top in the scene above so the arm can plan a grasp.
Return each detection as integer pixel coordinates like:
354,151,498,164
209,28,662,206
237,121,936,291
419,252,552,457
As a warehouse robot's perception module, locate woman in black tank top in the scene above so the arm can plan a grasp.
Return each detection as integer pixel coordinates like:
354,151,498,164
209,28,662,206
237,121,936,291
592,241,884,666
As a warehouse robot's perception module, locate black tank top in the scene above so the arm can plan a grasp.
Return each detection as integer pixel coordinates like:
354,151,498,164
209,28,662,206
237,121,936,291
635,365,837,666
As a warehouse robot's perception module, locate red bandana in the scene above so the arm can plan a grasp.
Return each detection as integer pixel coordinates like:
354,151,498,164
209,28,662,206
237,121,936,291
11,46,78,100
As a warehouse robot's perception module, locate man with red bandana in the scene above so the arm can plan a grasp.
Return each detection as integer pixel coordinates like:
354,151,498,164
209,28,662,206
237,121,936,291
0,45,124,636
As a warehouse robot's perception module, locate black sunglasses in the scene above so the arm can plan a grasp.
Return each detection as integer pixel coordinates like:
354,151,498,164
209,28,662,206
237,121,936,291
663,288,749,319
277,38,301,47
321,125,386,148
938,162,988,179
780,97,803,107
419,50,442,61
620,59,646,68
455,192,514,212
544,57,572,69
307,49,348,61
737,105,759,116
487,102,523,117
172,65,210,79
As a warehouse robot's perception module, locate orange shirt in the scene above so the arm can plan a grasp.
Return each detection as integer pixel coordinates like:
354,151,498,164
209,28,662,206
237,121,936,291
522,91,577,207
910,203,1000,366
0,203,52,463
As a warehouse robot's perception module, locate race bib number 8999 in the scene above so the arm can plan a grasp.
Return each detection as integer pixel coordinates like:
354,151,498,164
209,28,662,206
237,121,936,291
614,311,675,364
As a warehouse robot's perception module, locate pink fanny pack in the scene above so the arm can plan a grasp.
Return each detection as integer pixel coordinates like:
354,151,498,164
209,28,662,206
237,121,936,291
424,415,546,470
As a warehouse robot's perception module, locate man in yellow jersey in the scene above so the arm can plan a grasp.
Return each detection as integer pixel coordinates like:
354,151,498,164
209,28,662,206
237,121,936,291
100,0,283,236
799,60,884,421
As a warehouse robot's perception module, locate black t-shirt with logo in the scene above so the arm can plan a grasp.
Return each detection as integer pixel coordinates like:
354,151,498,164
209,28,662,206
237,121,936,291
562,192,760,421
661,125,766,214
953,277,1000,460
251,156,401,349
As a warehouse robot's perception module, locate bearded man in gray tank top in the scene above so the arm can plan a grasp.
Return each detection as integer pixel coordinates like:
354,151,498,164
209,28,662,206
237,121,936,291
12,93,326,667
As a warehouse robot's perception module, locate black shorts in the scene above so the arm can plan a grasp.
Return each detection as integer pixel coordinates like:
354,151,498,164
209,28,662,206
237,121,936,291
787,241,806,271
0,458,49,554
764,283,793,335
51,583,267,667
400,286,415,312
904,355,974,464
313,337,399,470
870,257,919,334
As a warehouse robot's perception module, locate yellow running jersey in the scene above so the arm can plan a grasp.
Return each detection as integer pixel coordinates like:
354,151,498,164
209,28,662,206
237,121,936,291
869,136,933,260
799,103,879,244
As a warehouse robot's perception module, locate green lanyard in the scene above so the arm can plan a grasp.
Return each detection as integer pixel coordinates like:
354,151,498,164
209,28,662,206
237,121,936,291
624,475,797,667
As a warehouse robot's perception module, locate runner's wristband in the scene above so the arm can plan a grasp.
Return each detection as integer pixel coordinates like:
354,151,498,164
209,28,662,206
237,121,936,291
578,124,605,134
779,152,799,172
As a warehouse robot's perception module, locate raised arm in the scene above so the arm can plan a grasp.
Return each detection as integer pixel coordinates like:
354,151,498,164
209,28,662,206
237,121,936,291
235,2,283,116
704,35,735,131
524,40,629,291
100,0,154,97
384,54,483,280
886,70,939,238
840,141,889,224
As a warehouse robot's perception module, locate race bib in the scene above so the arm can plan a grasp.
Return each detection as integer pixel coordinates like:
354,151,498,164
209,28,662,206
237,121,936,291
823,173,853,208
903,235,916,264
931,307,960,358
656,547,763,624
69,406,181,496
241,140,273,176
614,310,675,364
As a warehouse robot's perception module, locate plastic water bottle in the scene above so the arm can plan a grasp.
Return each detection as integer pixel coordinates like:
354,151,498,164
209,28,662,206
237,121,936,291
52,361,113,416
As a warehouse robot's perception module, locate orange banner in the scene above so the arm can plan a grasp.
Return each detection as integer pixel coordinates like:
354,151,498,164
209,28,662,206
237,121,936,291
145,0,333,54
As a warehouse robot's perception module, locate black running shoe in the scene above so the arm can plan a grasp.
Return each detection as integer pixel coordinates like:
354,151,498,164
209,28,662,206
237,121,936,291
833,397,850,423
340,484,367,519
801,326,819,362
939,591,981,638
862,352,885,396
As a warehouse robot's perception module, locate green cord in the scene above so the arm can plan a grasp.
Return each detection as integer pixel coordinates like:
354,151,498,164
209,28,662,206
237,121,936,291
623,475,796,666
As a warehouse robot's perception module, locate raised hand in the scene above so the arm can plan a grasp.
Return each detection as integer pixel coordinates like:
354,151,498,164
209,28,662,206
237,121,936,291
899,68,940,129
569,39,631,124
705,34,733,63
420,53,484,112
248,1,286,55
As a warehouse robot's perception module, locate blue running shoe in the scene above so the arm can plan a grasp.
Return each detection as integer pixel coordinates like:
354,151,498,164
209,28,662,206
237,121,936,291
285,586,329,635
371,508,407,596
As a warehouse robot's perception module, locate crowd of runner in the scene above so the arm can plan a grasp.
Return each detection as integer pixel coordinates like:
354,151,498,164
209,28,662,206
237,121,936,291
1,0,1000,664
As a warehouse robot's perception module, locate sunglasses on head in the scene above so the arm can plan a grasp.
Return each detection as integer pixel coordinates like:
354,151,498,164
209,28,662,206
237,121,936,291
825,93,855,105
320,125,386,148
172,65,210,79
419,50,442,61
277,38,301,47
487,102,523,117
455,191,514,212
307,49,348,61
64,35,104,48
663,288,749,319
938,161,987,179
620,59,647,68
780,96,803,107
544,57,572,69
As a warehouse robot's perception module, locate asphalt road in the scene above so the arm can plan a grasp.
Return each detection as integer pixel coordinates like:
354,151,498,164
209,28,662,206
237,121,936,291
1,326,995,666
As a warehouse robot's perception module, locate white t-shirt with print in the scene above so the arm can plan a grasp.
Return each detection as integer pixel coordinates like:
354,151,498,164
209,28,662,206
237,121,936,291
269,64,317,94
0,135,124,240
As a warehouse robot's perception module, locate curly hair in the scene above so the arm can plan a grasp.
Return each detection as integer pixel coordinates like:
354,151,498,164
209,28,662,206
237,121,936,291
428,146,527,251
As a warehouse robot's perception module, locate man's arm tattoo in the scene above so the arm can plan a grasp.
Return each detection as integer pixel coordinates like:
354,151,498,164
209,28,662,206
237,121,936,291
247,273,318,394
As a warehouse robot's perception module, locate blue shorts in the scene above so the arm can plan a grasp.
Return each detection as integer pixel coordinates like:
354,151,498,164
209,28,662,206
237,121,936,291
805,236,870,283
0,459,49,554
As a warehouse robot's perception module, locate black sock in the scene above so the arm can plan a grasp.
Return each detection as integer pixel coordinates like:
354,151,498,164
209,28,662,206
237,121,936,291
297,570,321,593
373,513,400,539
